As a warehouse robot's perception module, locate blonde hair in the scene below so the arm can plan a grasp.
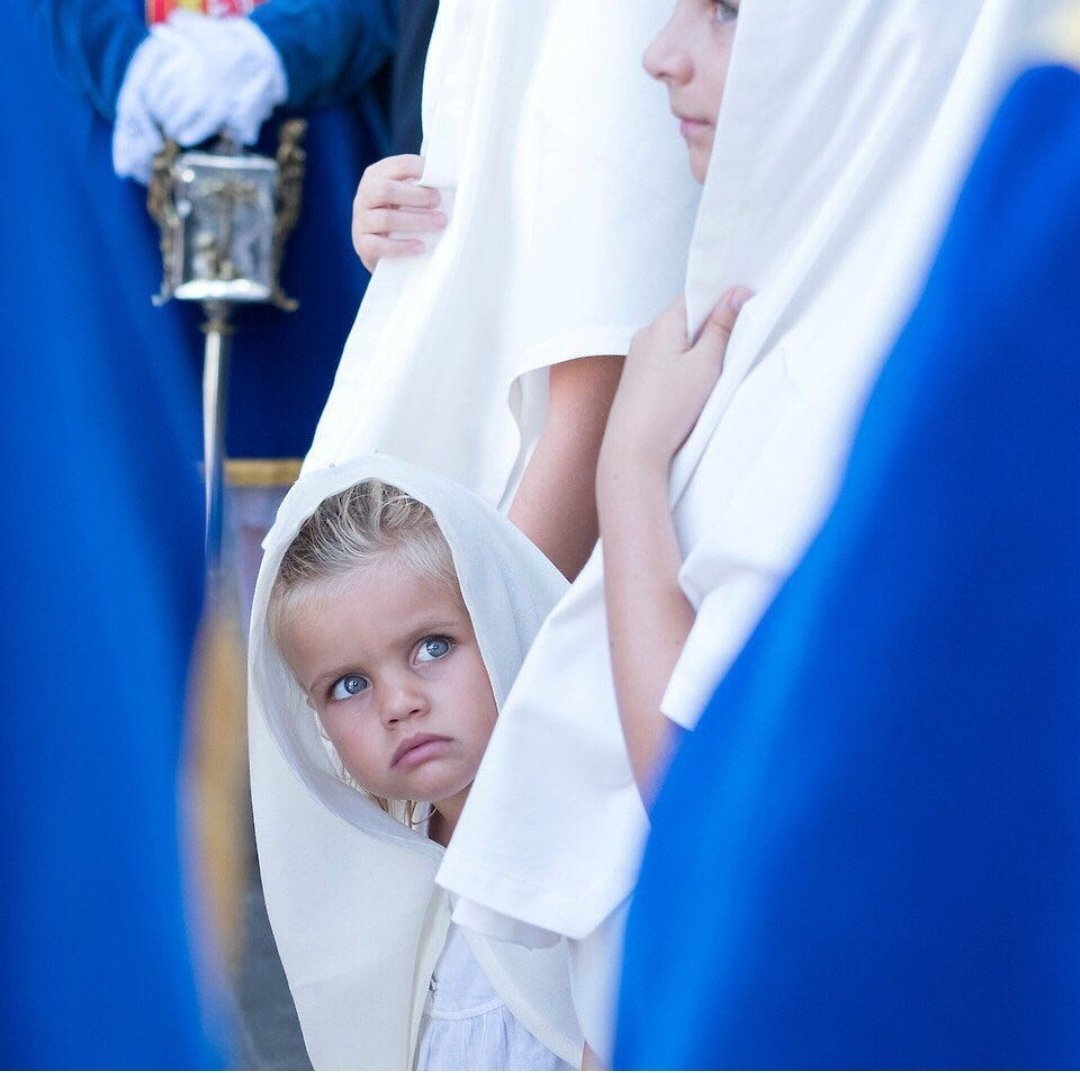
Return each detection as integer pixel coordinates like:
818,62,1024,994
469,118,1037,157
269,479,460,827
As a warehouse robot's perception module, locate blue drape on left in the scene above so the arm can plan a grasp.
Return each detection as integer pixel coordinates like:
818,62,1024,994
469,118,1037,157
0,7,218,1068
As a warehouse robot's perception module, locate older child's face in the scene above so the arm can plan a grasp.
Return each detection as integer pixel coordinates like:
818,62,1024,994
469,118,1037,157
279,558,497,824
644,0,740,183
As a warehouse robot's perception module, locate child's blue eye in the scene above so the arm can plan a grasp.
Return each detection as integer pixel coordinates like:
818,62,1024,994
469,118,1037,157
331,674,369,700
417,636,452,663
713,0,738,22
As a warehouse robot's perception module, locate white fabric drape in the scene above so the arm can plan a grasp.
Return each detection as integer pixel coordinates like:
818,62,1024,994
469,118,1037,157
248,456,580,1069
437,0,1064,1055
303,0,698,505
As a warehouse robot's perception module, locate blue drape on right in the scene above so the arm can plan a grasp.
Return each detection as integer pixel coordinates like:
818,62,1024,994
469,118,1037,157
617,63,1080,1071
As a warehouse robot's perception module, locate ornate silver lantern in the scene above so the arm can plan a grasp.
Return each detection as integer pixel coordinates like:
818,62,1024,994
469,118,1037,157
148,121,306,564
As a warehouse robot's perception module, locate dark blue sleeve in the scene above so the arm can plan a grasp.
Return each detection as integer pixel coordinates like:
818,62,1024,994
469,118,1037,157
252,0,396,109
390,0,438,153
31,0,146,120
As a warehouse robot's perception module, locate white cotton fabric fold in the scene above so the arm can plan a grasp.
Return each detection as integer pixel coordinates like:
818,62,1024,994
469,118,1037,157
248,456,580,1069
416,923,573,1071
303,0,698,505
437,0,1063,1055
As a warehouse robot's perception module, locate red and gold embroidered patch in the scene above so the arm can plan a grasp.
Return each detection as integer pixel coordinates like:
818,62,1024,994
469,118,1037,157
146,0,265,25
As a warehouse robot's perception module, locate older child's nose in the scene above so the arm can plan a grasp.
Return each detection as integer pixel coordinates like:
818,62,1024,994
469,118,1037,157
643,9,693,86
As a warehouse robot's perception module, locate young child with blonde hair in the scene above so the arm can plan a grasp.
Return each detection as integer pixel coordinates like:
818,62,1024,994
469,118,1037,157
250,457,581,1069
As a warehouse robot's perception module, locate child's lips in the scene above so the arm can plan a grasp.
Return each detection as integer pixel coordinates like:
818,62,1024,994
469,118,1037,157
391,733,453,770
677,114,711,140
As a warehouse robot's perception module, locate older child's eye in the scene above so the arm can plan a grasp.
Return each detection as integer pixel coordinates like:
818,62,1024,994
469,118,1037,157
712,0,739,22
417,636,452,663
331,674,369,700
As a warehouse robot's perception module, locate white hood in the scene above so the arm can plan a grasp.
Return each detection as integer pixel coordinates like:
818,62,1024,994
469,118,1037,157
249,456,579,1069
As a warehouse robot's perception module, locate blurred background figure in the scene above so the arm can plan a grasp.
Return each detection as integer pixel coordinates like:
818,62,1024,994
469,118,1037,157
0,7,221,1066
107,0,396,620
618,36,1080,1071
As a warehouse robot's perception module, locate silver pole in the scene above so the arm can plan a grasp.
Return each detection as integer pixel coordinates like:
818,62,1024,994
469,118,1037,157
201,299,234,569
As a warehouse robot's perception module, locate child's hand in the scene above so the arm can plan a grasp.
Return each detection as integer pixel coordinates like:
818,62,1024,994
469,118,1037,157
601,287,752,474
351,154,447,272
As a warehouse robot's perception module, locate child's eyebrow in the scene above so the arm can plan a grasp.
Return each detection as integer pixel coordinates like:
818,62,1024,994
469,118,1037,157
382,616,466,644
412,620,460,636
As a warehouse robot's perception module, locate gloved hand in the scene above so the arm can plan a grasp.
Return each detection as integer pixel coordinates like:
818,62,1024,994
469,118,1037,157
113,10,288,183
112,30,175,182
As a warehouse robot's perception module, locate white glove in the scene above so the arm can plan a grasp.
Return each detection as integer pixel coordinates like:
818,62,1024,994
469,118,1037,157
113,32,176,182
146,11,288,145
113,10,288,184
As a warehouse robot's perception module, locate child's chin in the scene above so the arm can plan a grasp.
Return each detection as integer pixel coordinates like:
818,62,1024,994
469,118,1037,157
408,772,473,806
690,143,712,184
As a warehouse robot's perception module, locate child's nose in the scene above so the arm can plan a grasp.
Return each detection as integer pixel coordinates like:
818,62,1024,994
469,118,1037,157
379,676,427,726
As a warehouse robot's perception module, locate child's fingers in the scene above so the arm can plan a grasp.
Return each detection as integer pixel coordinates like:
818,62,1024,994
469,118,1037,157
354,234,426,270
376,178,441,211
355,178,439,213
356,177,440,212
371,236,428,257
352,210,445,264
628,295,688,358
351,154,438,270
374,153,426,181
363,207,447,235
656,295,691,348
658,294,689,327
354,156,437,211
690,286,753,370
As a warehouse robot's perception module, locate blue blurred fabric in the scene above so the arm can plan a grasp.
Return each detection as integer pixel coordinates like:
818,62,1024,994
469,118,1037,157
617,63,1080,1070
0,7,216,1068
35,0,394,460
